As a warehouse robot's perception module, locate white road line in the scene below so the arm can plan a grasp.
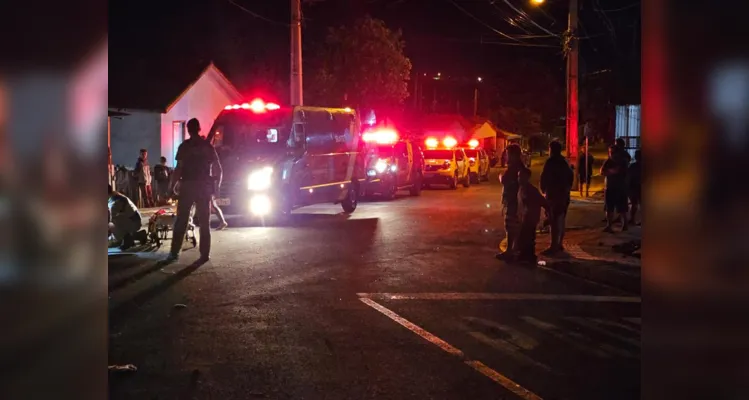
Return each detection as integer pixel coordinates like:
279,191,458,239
465,360,544,400
359,297,543,400
357,292,640,303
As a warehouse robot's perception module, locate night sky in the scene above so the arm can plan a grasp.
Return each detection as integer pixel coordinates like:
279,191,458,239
110,0,640,116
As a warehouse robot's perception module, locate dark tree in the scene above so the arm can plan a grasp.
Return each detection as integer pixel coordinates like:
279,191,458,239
307,16,412,113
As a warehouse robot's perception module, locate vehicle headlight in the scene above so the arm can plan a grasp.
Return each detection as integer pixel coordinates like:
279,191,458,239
374,159,389,173
248,167,273,191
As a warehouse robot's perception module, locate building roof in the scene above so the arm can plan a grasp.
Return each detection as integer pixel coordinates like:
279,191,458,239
109,60,239,113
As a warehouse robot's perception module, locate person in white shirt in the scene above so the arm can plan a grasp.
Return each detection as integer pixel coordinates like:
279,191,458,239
109,184,144,250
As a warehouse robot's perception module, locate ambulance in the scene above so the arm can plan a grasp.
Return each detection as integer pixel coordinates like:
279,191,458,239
206,99,365,220
360,127,425,199
421,135,471,189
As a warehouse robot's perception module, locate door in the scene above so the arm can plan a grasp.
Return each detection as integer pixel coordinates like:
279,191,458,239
455,149,467,178
172,121,185,164
394,142,410,185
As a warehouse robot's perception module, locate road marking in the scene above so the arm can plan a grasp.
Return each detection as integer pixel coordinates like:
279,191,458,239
565,317,641,348
465,360,544,400
359,297,543,400
521,316,637,359
357,292,640,303
359,297,464,357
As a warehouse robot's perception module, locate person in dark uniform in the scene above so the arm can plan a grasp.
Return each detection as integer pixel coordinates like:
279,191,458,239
496,144,523,261
540,141,574,254
601,145,629,232
516,167,549,264
576,147,594,197
627,149,642,225
163,118,223,263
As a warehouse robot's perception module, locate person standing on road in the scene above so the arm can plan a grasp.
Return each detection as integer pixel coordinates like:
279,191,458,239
496,144,523,261
516,167,549,264
164,118,222,264
601,145,629,232
135,148,154,208
540,141,574,254
627,149,642,225
576,147,594,197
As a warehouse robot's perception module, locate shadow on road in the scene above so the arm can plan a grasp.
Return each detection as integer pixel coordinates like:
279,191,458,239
109,258,209,326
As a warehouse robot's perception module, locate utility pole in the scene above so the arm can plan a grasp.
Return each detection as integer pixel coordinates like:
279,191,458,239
290,0,303,105
473,87,478,117
565,0,579,166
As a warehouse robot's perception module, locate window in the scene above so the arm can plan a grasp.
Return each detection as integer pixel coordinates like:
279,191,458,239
291,123,305,146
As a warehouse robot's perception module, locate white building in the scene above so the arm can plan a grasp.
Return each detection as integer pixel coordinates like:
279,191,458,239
108,62,242,167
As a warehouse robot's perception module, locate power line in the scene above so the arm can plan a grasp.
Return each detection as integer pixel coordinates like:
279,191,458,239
446,0,525,43
227,0,289,27
501,0,560,37
601,2,639,12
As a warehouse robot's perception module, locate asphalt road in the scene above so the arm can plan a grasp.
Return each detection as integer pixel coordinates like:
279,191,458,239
109,171,640,400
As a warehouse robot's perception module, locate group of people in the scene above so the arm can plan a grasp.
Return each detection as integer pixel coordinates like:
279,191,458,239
495,138,642,265
133,150,175,208
108,118,227,256
601,138,641,232
496,141,573,265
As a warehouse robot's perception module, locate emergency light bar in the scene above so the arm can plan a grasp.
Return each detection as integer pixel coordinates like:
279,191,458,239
425,136,458,149
443,137,458,148
468,139,480,148
363,128,399,145
224,98,281,113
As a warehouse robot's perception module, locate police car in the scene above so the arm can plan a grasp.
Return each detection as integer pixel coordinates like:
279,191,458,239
421,136,471,189
458,139,491,184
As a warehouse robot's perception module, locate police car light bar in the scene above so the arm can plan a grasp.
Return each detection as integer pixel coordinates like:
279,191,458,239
468,139,480,148
443,137,458,148
224,98,281,113
425,137,439,148
363,128,399,144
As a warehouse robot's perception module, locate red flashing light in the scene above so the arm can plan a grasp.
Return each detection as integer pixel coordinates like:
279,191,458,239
224,98,281,113
443,137,458,148
425,137,439,148
363,128,399,144
468,139,480,148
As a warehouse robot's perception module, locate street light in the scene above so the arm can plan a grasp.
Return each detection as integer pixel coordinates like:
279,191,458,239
477,77,483,82
531,0,545,5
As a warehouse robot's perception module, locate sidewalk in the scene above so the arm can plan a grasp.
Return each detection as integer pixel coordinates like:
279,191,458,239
538,225,641,294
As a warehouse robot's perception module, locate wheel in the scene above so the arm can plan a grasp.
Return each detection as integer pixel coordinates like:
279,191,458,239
462,172,471,188
383,182,397,200
409,174,423,196
341,181,358,213
449,173,458,189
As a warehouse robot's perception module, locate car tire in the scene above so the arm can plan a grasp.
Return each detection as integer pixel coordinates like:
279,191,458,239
410,174,423,196
383,182,397,200
341,181,358,213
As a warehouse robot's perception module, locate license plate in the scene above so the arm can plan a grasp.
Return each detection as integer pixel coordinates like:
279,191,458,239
215,198,231,206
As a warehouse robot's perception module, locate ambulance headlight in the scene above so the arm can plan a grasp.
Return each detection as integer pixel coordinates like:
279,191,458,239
374,159,389,174
248,167,273,191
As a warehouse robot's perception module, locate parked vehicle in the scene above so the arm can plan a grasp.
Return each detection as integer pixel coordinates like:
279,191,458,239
422,136,471,189
361,127,425,199
207,99,365,219
458,139,490,183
